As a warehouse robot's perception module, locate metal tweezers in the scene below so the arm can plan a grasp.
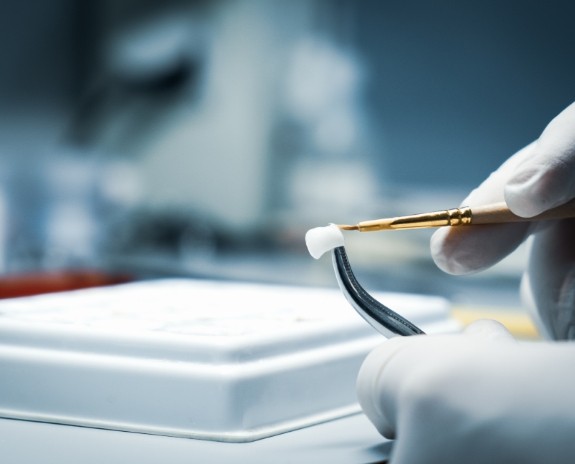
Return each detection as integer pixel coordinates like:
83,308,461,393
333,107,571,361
332,246,425,338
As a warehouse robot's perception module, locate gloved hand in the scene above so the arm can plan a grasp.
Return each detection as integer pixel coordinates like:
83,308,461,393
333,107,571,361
357,320,575,464
356,103,575,462
431,101,575,339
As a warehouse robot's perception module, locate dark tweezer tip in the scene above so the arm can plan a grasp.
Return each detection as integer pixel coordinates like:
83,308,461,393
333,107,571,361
331,246,425,338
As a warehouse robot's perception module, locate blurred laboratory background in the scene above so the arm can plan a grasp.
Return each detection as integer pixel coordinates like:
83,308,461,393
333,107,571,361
0,0,574,306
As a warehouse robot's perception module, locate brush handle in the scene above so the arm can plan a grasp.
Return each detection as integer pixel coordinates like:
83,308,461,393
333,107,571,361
348,198,575,232
471,198,575,224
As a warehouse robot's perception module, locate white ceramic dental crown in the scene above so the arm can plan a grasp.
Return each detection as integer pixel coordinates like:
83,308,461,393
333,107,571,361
305,224,345,259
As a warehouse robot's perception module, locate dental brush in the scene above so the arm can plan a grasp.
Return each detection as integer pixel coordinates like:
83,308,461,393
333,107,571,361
338,199,575,232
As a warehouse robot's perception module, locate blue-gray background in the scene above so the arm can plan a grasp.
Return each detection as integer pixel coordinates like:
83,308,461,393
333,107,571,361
0,0,573,295
357,0,575,187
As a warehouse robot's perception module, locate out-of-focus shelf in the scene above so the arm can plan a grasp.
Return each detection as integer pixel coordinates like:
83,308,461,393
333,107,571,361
0,270,132,299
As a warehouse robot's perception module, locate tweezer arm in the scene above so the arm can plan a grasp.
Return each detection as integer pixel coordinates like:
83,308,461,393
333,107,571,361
332,246,425,337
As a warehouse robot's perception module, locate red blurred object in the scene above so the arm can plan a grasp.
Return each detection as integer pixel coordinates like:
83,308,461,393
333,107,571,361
0,270,133,299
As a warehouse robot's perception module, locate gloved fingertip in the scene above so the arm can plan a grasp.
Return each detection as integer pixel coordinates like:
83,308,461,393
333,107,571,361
430,229,475,275
357,338,412,439
357,353,394,438
504,169,551,217
505,158,575,217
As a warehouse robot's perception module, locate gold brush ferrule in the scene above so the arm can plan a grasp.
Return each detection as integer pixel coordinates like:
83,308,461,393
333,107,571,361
355,206,473,232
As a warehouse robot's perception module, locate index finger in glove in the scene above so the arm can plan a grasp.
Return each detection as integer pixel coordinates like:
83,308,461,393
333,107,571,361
431,143,534,275
505,102,575,217
433,101,575,275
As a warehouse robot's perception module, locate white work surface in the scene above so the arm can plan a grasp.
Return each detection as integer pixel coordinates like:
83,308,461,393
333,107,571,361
0,412,392,463
0,278,455,462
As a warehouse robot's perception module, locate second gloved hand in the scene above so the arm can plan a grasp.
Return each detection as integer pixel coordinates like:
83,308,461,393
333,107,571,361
357,320,575,464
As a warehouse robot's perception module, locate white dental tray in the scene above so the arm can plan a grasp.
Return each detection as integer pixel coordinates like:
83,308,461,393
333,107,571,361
0,278,457,442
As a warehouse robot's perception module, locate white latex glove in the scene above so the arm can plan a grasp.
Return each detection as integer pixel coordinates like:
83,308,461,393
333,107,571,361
431,101,575,339
357,320,575,464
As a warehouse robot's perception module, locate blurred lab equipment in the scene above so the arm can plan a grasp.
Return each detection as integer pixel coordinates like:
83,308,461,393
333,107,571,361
0,0,382,285
0,0,574,297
